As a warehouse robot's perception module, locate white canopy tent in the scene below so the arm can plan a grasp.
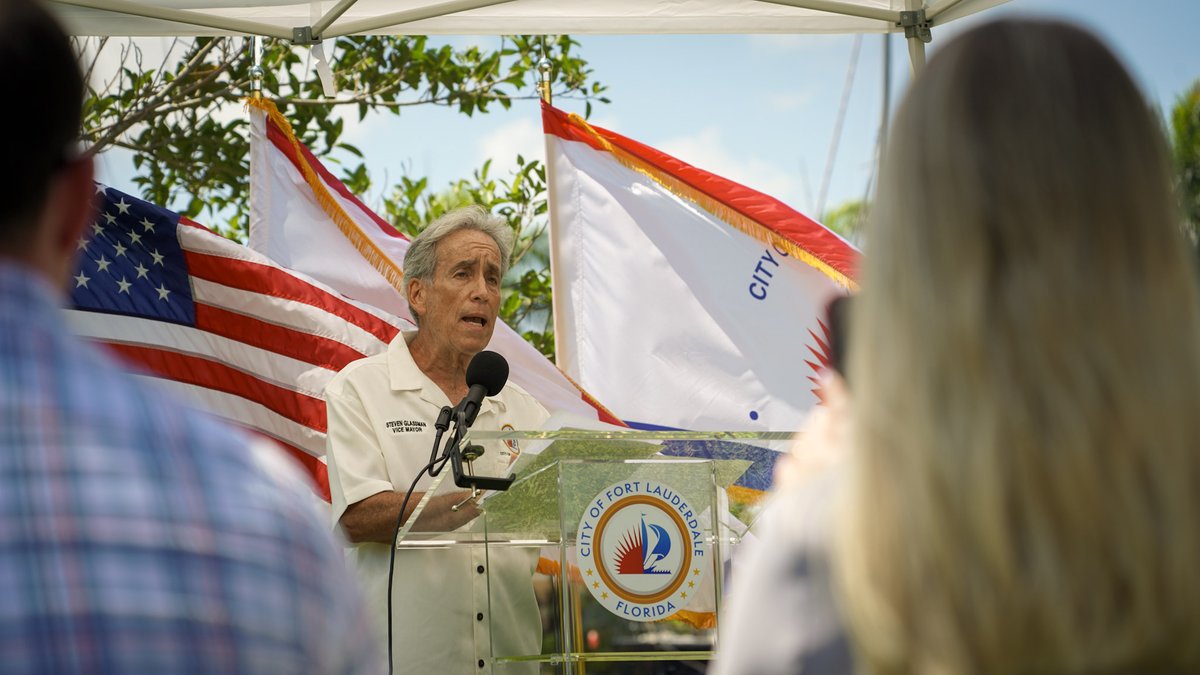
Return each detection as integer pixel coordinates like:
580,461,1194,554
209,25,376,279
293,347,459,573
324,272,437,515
51,0,1010,70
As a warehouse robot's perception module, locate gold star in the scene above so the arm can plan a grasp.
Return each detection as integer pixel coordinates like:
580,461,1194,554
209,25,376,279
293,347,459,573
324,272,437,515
681,592,688,599
601,592,608,600
688,581,695,588
693,569,701,576
592,582,599,589
586,569,593,576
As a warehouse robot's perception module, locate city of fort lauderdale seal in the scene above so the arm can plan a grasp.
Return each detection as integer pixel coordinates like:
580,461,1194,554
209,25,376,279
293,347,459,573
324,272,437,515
576,480,709,621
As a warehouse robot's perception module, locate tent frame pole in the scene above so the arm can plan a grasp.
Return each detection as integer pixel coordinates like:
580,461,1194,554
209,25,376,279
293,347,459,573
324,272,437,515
324,0,518,39
51,0,291,38
926,0,969,21
312,0,360,38
755,0,895,23
900,1,930,73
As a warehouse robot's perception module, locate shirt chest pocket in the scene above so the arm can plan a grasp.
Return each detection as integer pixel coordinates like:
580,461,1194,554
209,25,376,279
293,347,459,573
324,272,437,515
377,420,440,490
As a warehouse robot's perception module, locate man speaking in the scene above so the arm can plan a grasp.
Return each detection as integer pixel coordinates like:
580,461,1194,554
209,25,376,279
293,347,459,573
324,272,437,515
325,206,548,674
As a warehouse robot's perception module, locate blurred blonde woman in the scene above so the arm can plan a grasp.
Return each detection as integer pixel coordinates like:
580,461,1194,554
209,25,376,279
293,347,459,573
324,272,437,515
837,18,1200,675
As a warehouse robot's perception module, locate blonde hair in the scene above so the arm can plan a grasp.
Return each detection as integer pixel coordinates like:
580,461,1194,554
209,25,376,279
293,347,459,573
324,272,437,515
836,19,1200,675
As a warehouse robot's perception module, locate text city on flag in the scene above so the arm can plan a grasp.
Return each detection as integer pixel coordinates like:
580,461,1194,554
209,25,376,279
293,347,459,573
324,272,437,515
542,102,859,501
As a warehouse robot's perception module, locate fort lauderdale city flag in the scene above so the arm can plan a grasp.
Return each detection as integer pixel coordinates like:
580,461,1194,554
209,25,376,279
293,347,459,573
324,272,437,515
67,185,412,499
247,98,619,425
543,102,859,440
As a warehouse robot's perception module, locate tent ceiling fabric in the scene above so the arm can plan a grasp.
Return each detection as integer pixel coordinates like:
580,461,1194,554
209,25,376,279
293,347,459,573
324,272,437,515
51,0,1009,38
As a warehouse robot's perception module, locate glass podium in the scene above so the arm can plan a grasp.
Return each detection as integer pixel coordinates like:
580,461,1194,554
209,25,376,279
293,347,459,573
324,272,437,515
398,430,795,674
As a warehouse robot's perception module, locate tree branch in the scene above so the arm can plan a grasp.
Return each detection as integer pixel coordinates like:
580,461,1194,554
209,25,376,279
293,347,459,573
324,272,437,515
76,37,110,90
282,87,582,108
85,38,224,156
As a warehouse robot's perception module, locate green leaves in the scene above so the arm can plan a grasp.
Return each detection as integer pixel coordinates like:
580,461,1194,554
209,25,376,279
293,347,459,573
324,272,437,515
820,198,868,246
77,34,607,248
75,34,604,360
1172,80,1200,234
382,154,556,359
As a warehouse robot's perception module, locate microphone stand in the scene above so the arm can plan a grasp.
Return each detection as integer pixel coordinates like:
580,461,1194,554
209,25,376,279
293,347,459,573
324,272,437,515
444,408,516,493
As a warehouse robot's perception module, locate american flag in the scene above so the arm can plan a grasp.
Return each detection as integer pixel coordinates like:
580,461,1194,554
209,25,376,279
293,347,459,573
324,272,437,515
67,184,412,499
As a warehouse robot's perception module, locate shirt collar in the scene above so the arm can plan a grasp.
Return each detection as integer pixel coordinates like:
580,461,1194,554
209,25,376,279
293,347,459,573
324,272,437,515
386,330,507,415
386,330,426,392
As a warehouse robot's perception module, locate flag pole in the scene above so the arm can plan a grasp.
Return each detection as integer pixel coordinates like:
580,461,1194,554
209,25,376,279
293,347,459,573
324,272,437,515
538,56,552,104
250,36,264,100
538,42,564,367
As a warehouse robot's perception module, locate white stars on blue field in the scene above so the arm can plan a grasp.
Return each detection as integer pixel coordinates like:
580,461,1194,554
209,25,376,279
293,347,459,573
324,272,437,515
70,185,196,326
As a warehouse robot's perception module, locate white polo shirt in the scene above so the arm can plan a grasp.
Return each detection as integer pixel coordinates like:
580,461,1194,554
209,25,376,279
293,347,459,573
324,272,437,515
325,331,549,675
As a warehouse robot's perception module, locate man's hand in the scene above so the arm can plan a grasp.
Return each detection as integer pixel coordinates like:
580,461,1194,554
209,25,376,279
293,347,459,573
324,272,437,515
340,489,483,544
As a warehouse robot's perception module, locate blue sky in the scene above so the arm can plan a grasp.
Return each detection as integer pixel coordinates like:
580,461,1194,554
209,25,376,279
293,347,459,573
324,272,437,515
95,0,1200,222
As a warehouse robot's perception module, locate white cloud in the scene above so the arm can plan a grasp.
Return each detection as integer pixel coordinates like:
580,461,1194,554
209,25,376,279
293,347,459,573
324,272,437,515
657,127,805,211
476,117,545,179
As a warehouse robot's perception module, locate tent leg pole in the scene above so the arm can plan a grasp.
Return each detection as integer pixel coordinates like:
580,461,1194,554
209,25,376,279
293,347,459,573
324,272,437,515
906,34,926,73
899,2,931,74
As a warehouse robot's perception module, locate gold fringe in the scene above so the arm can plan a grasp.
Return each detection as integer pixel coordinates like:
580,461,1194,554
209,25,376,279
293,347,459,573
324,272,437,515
539,558,718,630
664,608,718,630
536,556,584,585
726,484,768,507
245,97,406,294
246,100,637,428
536,556,559,576
567,113,856,292
553,364,626,425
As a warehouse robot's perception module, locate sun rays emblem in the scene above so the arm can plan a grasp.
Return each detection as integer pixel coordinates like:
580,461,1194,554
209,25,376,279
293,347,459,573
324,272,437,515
804,315,834,404
614,514,674,575
576,481,711,622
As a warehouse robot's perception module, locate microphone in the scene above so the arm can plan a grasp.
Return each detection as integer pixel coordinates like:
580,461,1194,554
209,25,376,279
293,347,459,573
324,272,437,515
446,350,515,493
456,350,509,428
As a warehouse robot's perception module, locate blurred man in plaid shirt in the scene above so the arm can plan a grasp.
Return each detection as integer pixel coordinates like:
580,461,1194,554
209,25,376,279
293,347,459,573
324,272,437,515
0,1,383,672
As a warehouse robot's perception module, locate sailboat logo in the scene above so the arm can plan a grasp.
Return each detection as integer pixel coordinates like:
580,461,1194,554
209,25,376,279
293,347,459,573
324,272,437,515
576,480,710,622
614,514,672,571
614,514,673,575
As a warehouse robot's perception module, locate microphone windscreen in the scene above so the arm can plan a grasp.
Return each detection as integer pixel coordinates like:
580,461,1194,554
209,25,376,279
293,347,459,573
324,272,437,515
466,350,509,396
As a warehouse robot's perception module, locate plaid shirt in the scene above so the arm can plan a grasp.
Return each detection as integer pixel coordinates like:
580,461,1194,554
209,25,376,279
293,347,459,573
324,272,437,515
0,263,383,674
